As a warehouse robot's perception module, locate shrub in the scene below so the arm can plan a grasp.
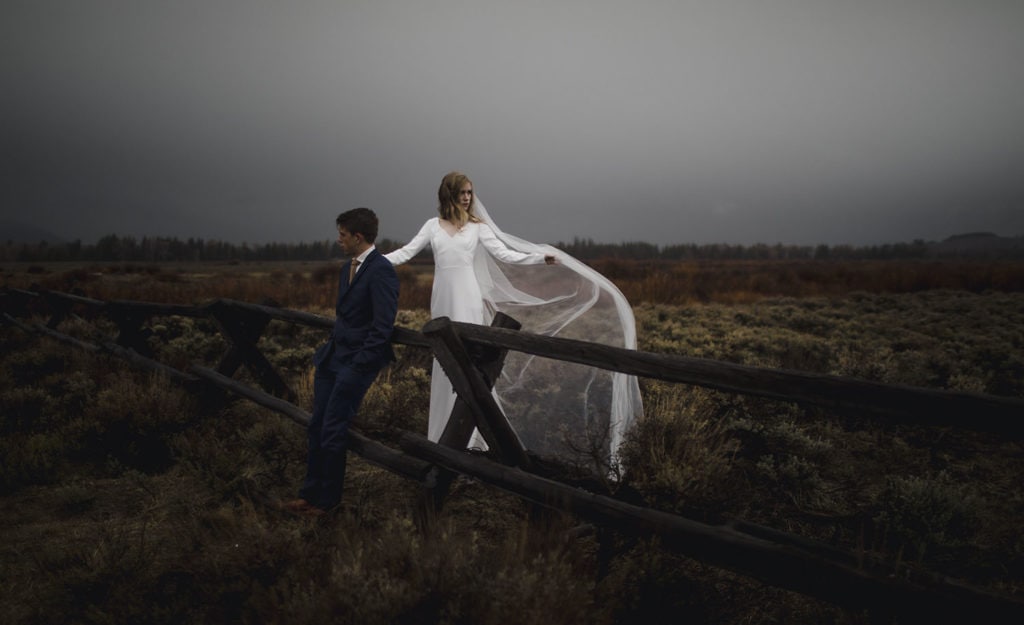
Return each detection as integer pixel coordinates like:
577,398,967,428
873,472,980,565
3,280,1023,624
77,370,197,474
619,384,738,512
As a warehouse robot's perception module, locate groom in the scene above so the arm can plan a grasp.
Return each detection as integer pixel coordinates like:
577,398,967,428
285,207,399,517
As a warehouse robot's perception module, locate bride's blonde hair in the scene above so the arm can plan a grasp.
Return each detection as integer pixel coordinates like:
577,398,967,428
437,171,481,229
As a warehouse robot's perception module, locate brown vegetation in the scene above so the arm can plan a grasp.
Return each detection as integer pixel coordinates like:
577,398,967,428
589,258,1024,305
4,257,1024,309
2,259,1023,623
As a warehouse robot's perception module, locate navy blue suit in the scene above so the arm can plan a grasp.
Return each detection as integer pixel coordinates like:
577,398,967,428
300,248,399,510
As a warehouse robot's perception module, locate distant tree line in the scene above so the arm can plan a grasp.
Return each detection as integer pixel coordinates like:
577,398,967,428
3,233,1020,263
0,235,407,263
556,238,937,260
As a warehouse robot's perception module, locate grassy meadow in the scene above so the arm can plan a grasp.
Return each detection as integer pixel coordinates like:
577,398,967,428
2,258,1023,624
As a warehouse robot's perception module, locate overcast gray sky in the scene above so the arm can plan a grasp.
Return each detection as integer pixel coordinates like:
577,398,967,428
3,0,1023,247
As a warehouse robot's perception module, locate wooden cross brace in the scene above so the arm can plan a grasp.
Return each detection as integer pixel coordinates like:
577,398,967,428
208,300,297,402
421,313,531,470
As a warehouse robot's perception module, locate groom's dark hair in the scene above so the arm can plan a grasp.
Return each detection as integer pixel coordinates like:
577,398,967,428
336,207,379,243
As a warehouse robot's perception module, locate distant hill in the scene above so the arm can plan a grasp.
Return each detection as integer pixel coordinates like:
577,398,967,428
0,220,65,244
927,232,1024,257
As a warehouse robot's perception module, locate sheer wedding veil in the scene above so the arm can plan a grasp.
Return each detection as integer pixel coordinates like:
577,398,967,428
470,197,644,471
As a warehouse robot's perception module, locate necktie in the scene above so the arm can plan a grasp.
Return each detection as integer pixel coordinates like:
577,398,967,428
348,259,360,283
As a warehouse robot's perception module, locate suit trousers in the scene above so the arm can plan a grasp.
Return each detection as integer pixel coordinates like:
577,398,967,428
299,360,382,510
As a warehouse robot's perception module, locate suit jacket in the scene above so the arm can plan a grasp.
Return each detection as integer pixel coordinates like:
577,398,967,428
313,248,399,372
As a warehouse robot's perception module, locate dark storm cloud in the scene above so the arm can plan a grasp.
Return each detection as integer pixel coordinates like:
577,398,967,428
2,0,1023,246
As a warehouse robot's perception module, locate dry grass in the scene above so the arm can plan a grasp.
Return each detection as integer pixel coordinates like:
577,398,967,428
0,260,434,312
5,257,1024,310
2,261,1023,623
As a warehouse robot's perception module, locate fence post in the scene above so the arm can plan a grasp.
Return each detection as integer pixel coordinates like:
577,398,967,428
105,302,156,357
208,300,296,402
421,316,531,469
0,288,40,322
416,313,523,525
437,312,522,449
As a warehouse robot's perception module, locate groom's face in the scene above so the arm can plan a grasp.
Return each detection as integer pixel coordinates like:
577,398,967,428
337,227,361,256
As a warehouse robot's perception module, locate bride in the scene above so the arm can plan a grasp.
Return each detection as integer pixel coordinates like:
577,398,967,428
385,171,643,471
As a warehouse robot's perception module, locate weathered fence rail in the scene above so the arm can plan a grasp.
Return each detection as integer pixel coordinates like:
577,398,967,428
6,287,1023,435
3,286,1023,622
189,365,434,483
445,319,1024,435
399,432,1022,624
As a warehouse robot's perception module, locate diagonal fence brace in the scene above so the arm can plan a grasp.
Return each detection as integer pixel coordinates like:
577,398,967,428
421,316,531,469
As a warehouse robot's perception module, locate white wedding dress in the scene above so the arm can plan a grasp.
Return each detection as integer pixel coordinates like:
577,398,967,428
385,217,547,443
386,200,643,471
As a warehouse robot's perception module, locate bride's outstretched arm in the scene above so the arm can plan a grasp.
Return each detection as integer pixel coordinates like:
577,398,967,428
384,219,433,265
478,223,548,265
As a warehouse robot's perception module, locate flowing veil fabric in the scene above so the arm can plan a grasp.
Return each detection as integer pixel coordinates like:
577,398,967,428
470,198,643,470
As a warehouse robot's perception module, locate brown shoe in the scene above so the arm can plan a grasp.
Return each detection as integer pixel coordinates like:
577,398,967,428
281,498,313,512
297,505,329,519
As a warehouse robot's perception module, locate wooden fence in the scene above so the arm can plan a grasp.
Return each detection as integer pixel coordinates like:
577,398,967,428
2,286,1023,623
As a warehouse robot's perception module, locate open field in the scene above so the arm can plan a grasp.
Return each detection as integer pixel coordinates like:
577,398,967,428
4,257,1024,308
2,260,1023,623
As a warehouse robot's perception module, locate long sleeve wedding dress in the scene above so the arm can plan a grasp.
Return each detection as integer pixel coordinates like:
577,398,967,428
386,200,643,472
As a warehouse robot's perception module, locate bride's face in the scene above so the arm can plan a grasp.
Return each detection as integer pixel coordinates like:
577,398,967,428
458,182,473,211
